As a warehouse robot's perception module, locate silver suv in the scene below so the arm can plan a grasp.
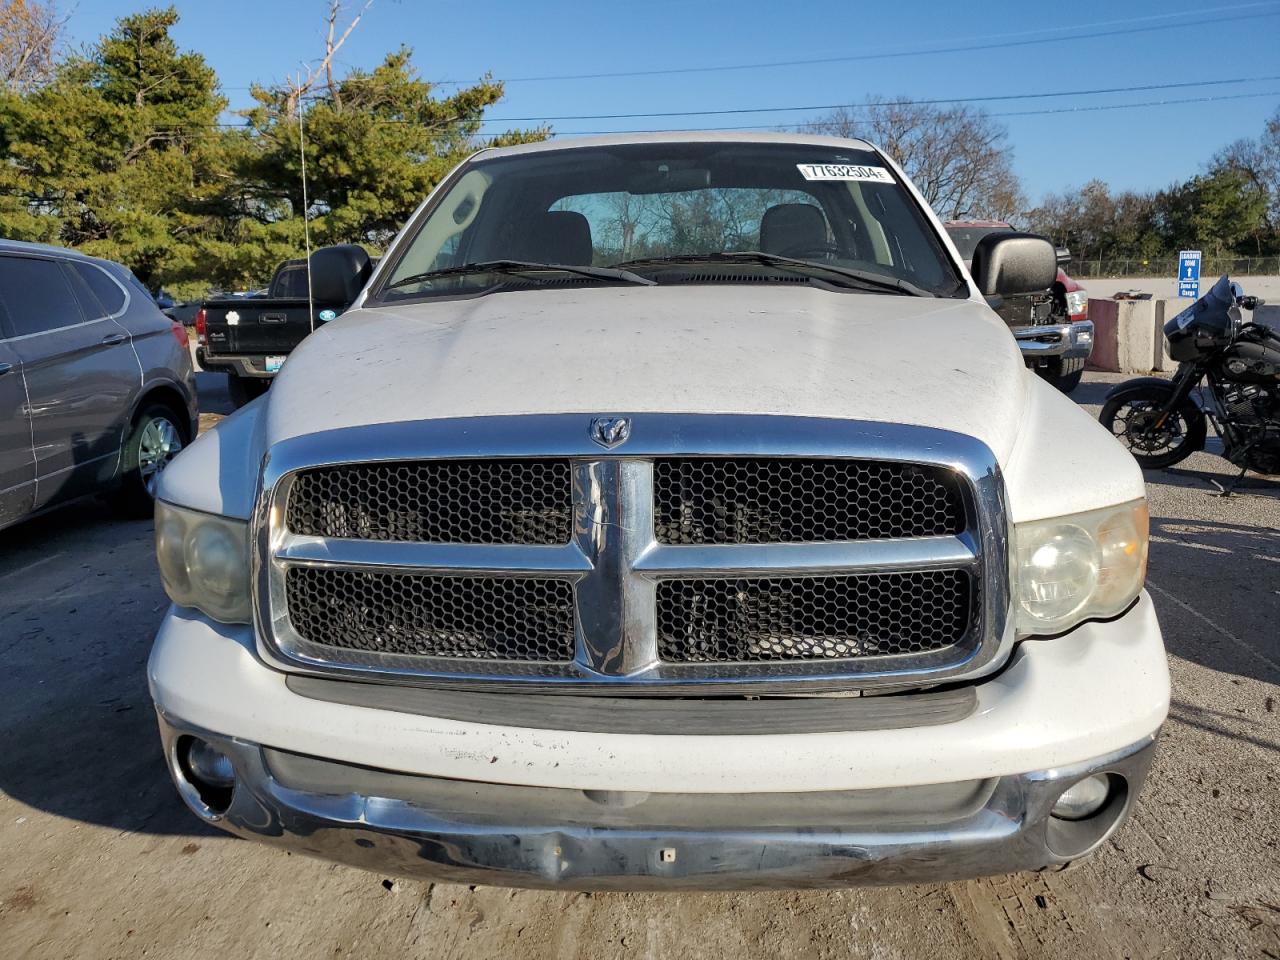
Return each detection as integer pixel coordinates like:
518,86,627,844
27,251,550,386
0,240,198,530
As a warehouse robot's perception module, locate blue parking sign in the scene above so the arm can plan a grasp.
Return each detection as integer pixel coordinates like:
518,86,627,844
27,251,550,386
1177,250,1201,298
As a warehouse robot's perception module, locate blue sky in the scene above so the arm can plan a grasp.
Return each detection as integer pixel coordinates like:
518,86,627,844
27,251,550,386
70,0,1280,202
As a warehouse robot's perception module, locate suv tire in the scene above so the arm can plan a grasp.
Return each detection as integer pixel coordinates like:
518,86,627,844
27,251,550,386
113,404,186,517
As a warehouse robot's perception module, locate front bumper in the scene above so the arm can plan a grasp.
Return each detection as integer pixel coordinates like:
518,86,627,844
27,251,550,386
1012,320,1094,364
158,713,1157,890
149,594,1168,793
150,594,1168,889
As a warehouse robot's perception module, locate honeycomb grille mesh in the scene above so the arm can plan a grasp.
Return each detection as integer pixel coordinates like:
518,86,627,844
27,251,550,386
285,459,572,544
656,571,972,663
653,458,964,544
285,568,576,662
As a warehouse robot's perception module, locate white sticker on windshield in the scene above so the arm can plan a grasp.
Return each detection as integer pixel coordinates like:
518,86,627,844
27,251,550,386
796,163,895,183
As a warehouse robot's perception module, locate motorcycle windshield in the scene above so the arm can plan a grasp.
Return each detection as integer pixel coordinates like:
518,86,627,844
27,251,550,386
1166,274,1235,339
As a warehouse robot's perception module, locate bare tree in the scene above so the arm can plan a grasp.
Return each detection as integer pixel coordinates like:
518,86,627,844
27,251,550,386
0,0,66,90
281,0,375,114
805,97,1025,221
604,192,659,260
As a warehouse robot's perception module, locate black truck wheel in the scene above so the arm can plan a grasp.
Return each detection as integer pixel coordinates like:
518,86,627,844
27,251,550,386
1037,358,1084,394
228,374,270,408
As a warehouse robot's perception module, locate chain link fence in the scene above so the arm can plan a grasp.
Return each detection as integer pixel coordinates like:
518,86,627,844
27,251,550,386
1068,256,1280,278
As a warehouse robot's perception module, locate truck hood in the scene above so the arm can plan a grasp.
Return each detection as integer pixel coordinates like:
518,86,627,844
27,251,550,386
265,285,1030,463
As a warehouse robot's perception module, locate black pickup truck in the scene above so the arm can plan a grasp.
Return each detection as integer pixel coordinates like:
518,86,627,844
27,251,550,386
196,245,372,406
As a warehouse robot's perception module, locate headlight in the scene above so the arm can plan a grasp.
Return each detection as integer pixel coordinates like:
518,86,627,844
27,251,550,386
156,501,252,623
1013,499,1148,635
1064,290,1089,318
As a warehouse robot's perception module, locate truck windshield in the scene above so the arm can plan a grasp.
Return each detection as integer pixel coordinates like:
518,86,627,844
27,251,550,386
375,141,965,301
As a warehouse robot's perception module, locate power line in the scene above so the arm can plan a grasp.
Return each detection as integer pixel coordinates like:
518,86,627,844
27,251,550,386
543,90,1280,136
154,86,1280,142
51,86,1280,157
200,74,1280,128
463,75,1280,124
990,89,1280,118
155,2,1280,92
428,4,1280,85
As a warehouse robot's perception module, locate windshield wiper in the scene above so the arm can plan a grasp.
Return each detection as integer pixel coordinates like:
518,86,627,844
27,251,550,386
384,259,655,291
614,252,934,297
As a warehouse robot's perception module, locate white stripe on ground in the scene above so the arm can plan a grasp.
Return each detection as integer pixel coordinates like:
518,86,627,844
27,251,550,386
1148,579,1280,673
0,553,60,582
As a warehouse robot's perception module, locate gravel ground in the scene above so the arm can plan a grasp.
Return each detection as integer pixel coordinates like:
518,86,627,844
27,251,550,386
1,371,1277,960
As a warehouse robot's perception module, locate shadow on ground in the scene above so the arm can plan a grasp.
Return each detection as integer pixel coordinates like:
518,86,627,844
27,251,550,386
1146,461,1274,495
0,501,216,837
1066,378,1115,407
1144,502,1280,687
194,370,235,417
0,372,239,838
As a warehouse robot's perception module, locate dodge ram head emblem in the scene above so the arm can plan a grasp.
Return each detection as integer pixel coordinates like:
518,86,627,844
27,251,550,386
590,416,631,449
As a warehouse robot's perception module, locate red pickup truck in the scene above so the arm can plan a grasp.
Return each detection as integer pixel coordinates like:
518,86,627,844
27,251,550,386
945,221,1092,392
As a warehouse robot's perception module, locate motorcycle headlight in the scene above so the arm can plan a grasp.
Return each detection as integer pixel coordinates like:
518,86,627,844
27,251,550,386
156,501,252,623
1013,499,1148,635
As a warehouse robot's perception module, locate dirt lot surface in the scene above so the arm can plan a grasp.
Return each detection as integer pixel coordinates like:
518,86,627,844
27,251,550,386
1,372,1277,960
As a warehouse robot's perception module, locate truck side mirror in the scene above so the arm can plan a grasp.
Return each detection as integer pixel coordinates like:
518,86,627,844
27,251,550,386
1055,246,1072,267
308,244,372,305
970,233,1057,297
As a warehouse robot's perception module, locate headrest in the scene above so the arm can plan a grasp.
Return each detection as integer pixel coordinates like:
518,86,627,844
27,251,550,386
759,204,827,256
527,210,593,265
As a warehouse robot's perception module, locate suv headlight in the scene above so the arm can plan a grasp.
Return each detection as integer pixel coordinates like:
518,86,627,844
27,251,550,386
156,501,252,623
1064,290,1089,318
1013,499,1148,635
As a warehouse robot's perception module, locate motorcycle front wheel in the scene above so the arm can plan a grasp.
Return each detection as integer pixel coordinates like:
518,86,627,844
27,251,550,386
1099,390,1206,469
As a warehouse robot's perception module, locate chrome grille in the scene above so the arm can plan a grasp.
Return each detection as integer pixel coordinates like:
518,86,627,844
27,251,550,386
285,459,572,544
656,571,973,663
285,568,575,662
257,415,1009,693
653,457,964,544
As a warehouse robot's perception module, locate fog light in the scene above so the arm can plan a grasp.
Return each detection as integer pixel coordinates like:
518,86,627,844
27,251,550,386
1051,774,1111,821
176,736,236,816
186,738,235,788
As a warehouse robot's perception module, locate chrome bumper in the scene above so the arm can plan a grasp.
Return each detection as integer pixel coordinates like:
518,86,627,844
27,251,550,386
1011,320,1094,361
158,712,1157,891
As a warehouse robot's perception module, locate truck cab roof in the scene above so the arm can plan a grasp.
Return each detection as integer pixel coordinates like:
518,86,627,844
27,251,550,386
470,130,879,162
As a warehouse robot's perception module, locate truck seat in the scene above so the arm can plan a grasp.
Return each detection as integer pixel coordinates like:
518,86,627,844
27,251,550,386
527,211,594,265
759,203,827,256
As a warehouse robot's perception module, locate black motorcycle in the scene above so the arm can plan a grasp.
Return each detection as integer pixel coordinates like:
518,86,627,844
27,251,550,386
1099,275,1280,484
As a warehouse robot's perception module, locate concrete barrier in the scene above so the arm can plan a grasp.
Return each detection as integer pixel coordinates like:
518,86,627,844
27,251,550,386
1154,299,1184,372
1086,298,1161,373
1086,299,1120,371
1084,294,1278,373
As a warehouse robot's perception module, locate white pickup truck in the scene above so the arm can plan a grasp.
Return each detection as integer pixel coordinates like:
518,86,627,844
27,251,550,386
149,133,1169,890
